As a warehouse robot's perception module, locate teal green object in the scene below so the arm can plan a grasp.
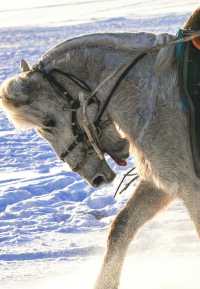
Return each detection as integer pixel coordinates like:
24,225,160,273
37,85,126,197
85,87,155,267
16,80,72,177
175,28,200,177
176,29,186,61
176,29,190,112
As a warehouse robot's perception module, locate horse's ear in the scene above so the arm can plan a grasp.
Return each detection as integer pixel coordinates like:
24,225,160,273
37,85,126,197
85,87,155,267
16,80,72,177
20,59,30,72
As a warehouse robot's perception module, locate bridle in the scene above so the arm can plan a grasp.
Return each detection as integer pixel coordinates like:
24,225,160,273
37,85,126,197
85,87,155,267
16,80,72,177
33,52,147,167
34,62,99,163
33,53,147,166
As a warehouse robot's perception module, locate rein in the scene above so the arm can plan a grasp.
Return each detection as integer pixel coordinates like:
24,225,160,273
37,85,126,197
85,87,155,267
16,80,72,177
95,52,147,126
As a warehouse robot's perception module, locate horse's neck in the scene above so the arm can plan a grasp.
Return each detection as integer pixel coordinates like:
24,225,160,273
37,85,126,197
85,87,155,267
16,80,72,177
42,32,161,101
96,49,178,146
46,38,173,144
62,46,157,138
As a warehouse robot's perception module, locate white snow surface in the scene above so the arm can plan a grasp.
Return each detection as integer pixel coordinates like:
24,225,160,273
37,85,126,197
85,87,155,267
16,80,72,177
1,1,200,289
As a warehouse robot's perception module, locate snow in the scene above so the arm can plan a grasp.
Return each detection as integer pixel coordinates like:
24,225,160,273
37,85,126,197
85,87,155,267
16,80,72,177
0,0,198,28
0,0,200,288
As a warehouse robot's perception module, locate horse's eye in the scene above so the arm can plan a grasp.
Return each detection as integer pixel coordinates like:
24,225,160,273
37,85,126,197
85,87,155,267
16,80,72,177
43,117,56,127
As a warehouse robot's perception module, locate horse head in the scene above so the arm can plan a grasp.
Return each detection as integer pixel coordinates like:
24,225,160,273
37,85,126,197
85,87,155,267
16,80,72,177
0,59,129,187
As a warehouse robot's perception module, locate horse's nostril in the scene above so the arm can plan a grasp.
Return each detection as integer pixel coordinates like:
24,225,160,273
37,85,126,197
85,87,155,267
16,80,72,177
92,175,105,187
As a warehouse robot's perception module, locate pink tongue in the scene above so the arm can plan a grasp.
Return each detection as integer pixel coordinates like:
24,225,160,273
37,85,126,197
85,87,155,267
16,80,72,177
114,158,127,166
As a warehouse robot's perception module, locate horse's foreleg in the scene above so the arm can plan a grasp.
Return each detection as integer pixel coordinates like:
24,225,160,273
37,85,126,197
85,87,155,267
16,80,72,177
94,180,172,289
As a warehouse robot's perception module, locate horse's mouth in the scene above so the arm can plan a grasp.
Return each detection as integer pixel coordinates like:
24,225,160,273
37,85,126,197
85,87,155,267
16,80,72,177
107,151,129,166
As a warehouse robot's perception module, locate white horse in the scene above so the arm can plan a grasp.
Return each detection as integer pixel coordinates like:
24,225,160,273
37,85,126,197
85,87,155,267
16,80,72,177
1,9,200,289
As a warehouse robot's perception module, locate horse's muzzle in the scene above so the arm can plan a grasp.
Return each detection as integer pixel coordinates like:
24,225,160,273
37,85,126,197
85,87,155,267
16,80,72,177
91,162,116,187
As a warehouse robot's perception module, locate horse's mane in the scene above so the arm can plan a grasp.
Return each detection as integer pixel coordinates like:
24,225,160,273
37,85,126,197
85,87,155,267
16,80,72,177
39,32,158,70
39,8,200,71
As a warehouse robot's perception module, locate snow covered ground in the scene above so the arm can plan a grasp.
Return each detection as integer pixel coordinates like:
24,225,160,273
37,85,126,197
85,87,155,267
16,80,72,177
1,1,200,289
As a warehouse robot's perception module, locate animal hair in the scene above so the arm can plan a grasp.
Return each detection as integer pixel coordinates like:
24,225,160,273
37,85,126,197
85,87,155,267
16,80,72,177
0,80,39,129
154,33,176,72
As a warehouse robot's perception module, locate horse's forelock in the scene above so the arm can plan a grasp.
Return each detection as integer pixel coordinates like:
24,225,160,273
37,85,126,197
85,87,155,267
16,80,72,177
0,74,26,101
0,74,39,129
